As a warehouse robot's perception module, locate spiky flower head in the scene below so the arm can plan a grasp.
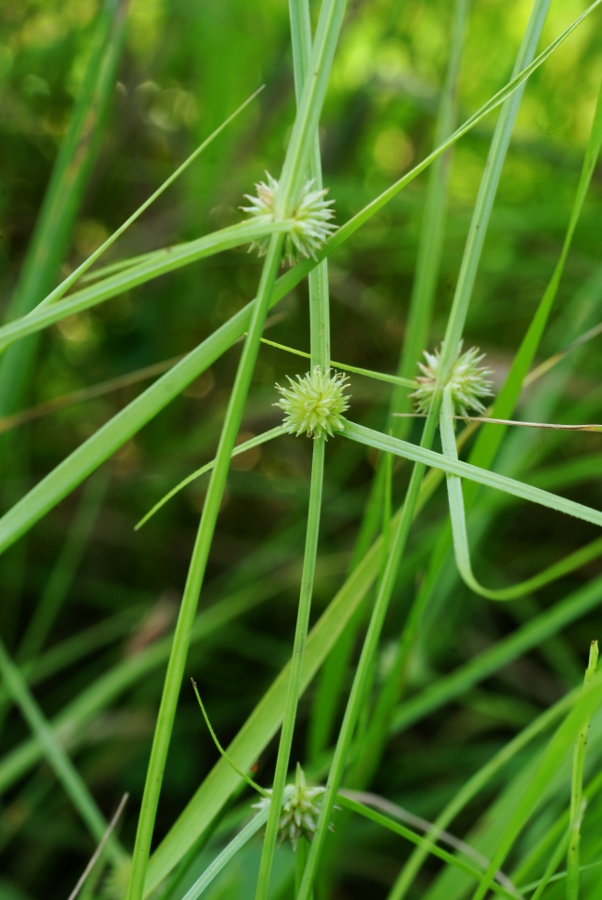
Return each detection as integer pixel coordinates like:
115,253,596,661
275,366,350,440
411,342,494,417
101,858,132,900
241,172,336,266
253,765,331,850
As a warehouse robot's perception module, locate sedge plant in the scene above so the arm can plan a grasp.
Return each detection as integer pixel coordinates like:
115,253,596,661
3,2,602,900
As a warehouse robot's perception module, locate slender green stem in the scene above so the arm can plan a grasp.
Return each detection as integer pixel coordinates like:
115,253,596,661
255,1,332,893
528,827,570,900
180,808,270,900
260,337,414,387
567,641,599,900
135,427,286,530
437,0,552,382
296,838,310,898
255,438,325,899
296,403,441,899
125,233,285,900
391,0,467,434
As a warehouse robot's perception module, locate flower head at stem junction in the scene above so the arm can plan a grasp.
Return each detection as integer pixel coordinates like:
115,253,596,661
275,366,350,440
410,342,494,417
241,172,336,266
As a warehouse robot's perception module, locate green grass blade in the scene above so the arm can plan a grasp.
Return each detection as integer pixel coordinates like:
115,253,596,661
144,521,388,893
135,427,285,530
468,675,602,900
338,795,520,899
308,0,468,773
180,808,269,900
391,0,468,432
342,421,602,530
466,71,602,485
0,219,291,354
439,389,602,601
125,233,285,900
17,471,109,660
0,584,275,795
387,688,579,900
30,87,264,314
567,641,599,900
0,0,129,416
0,637,127,865
525,829,571,900
436,0,551,381
390,574,602,739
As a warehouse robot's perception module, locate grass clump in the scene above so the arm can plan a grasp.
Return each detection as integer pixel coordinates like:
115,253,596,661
1,1,602,899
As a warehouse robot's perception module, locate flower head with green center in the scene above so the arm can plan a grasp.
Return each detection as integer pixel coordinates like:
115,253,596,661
275,366,350,440
241,172,336,266
253,765,332,850
411,342,494,417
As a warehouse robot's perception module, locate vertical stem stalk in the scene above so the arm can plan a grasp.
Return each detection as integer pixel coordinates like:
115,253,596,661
126,233,284,900
254,439,325,899
567,641,599,900
296,402,441,900
255,0,331,893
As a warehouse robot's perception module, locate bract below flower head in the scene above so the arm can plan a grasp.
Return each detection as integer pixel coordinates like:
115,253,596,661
410,342,494,417
275,366,350,440
241,172,336,266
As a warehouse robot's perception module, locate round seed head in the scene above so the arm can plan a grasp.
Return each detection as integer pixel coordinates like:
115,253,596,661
241,172,336,266
275,366,350,440
411,342,494,417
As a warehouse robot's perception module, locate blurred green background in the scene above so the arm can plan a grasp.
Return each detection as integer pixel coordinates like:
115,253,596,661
1,0,602,897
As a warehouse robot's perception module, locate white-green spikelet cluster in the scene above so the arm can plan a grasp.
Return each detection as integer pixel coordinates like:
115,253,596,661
275,366,350,440
411,342,494,416
253,765,329,850
241,172,336,266
101,858,132,900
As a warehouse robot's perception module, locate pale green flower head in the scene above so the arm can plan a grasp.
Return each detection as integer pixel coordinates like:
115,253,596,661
275,366,350,440
253,764,330,850
241,172,336,266
411,342,494,417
